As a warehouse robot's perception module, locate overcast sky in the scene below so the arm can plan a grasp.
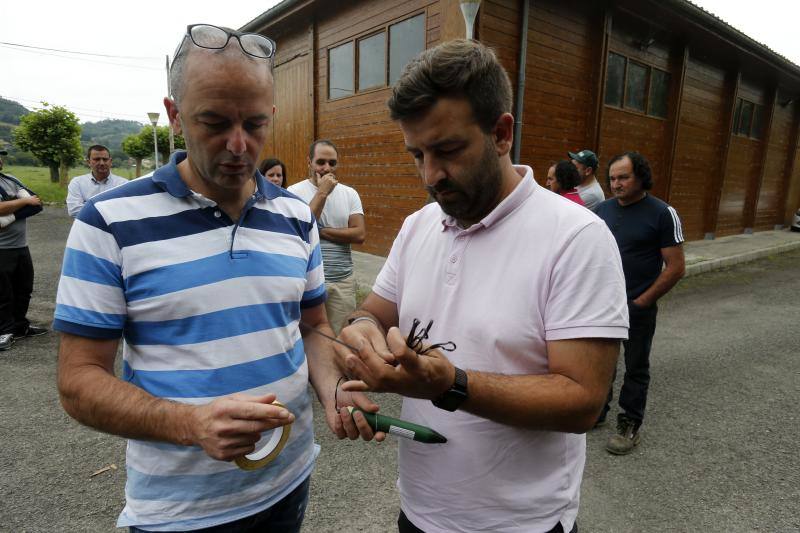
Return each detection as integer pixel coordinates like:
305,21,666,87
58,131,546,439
1,0,798,125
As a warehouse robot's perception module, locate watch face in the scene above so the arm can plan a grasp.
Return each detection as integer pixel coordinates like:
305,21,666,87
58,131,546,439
433,367,468,411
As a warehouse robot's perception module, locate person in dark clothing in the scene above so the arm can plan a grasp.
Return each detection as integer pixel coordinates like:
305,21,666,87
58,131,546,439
0,150,47,351
594,151,685,454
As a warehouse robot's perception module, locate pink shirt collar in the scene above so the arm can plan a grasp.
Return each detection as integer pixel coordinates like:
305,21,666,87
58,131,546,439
441,165,535,232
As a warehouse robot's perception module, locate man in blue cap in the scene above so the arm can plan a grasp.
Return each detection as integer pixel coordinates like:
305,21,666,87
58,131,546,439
568,149,605,209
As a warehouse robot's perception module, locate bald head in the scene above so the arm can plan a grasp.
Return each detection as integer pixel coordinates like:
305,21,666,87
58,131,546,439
169,38,272,106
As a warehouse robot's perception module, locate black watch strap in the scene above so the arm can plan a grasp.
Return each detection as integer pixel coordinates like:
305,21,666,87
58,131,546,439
432,367,468,412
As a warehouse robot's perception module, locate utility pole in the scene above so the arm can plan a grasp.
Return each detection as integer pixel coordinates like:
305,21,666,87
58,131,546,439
166,54,175,154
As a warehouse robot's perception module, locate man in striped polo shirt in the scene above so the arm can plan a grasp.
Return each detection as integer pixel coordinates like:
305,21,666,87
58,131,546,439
594,151,685,455
54,24,376,532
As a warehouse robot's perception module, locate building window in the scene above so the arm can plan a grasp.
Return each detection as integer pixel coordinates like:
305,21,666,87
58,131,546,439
389,14,425,85
648,69,670,118
358,33,386,91
328,13,425,100
605,52,626,107
733,97,764,139
329,42,354,99
605,52,670,119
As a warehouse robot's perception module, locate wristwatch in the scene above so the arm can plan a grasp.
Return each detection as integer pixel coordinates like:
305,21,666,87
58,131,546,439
432,367,468,412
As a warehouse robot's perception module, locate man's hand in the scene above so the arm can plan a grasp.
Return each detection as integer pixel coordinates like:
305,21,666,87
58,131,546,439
336,318,395,368
317,172,338,195
340,327,455,400
326,387,386,442
25,195,42,207
190,392,295,462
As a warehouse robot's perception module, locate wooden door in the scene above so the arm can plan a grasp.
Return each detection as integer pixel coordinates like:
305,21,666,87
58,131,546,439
263,54,313,186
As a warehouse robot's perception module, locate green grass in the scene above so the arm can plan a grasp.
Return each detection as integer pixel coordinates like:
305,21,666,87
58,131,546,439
2,165,140,204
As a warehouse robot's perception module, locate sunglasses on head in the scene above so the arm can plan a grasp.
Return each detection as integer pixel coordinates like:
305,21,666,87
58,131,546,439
175,24,276,61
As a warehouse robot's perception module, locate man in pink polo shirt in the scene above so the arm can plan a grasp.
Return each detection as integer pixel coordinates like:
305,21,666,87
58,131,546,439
335,40,628,533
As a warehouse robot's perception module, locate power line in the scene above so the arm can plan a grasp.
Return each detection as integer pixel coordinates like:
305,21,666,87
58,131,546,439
0,40,161,61
1,94,151,122
0,44,163,71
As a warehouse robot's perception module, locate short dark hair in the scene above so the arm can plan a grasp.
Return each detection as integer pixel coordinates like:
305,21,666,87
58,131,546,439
554,160,582,190
308,139,338,160
258,157,287,187
387,39,513,133
607,151,653,190
87,145,110,158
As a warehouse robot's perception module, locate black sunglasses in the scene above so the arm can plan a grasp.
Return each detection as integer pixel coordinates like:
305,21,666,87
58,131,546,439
175,24,276,61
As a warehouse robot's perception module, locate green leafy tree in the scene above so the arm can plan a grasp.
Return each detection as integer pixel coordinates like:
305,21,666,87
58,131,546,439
12,104,82,184
123,124,186,177
121,134,152,178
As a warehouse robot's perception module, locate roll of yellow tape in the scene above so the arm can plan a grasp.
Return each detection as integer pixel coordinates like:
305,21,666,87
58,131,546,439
234,401,292,471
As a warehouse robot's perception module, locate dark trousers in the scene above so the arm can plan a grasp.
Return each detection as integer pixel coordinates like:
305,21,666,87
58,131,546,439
602,301,658,426
0,247,33,336
129,476,310,533
398,511,577,533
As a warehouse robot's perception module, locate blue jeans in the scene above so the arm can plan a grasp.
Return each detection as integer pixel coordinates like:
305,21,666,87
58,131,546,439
130,475,310,533
602,301,658,426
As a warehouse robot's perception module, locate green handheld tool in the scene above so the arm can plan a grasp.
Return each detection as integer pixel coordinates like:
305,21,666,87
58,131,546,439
347,406,447,444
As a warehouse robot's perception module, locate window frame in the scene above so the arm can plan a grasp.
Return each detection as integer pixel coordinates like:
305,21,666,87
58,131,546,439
732,97,765,140
326,11,426,101
604,51,671,121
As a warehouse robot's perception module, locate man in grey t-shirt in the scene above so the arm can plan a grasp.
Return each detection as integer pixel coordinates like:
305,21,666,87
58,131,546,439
288,140,366,333
0,150,47,351
568,149,605,209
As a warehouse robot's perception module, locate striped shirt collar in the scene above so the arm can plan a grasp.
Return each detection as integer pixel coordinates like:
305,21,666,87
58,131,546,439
152,150,277,201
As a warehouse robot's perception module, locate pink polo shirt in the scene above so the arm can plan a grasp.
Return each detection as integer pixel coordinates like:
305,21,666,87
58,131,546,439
372,165,628,533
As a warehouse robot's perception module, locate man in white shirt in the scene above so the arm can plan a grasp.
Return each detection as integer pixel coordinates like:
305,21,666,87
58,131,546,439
66,145,127,217
288,140,365,333
334,40,628,533
568,149,605,209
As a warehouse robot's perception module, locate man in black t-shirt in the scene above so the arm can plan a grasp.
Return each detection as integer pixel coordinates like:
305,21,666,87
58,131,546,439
594,151,685,455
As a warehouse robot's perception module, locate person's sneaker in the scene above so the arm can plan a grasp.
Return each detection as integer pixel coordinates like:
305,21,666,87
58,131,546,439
606,415,641,455
16,326,48,339
0,333,14,351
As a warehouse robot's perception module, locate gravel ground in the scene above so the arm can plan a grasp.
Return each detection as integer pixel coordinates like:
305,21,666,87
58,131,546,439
1,207,798,532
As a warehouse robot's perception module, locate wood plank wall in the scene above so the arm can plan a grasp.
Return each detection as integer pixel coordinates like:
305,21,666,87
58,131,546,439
315,0,440,255
517,0,599,181
754,91,795,230
670,58,729,240
259,0,800,256
716,79,766,235
599,15,673,201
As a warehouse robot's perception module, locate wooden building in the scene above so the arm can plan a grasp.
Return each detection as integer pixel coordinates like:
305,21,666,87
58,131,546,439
242,0,800,255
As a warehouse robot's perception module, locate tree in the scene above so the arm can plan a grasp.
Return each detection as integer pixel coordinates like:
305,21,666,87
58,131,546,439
121,134,152,178
12,104,82,184
124,126,185,175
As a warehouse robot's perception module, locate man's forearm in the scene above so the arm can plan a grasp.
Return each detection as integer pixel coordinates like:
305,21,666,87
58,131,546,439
459,371,606,433
308,192,328,220
304,325,345,410
58,364,195,445
634,266,684,307
0,198,30,216
319,226,365,244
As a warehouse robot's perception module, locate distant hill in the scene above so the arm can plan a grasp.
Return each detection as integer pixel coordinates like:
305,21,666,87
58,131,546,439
0,96,29,125
81,119,145,162
0,98,144,166
0,97,35,164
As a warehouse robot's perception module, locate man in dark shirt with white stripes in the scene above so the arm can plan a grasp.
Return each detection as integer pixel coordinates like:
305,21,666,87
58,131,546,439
594,151,685,455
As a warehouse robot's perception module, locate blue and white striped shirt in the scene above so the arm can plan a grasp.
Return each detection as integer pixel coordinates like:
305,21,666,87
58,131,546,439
53,151,326,531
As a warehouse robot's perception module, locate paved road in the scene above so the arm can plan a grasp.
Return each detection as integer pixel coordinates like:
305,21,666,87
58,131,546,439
1,207,798,532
